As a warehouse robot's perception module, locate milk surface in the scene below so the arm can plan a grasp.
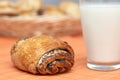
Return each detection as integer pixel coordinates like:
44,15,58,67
80,3,120,63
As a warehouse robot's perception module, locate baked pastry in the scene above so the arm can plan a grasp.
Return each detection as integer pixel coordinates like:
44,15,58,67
0,0,43,15
0,1,18,15
59,1,80,18
11,35,74,75
44,6,65,17
17,0,43,12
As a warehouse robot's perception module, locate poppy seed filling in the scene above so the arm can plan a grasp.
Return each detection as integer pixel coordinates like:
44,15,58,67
36,49,74,74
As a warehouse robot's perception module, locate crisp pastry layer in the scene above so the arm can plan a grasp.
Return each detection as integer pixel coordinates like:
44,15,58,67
11,36,74,74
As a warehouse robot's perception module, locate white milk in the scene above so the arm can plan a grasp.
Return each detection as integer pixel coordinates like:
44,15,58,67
80,3,120,63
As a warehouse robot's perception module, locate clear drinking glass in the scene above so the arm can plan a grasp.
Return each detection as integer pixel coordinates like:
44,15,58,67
80,0,120,71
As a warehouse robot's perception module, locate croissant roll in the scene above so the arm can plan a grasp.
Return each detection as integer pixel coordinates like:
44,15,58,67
11,36,74,75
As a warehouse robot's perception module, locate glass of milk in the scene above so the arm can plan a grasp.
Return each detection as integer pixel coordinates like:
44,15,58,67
80,0,120,71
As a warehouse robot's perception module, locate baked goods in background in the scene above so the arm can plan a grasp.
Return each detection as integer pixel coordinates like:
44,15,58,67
0,0,80,18
11,35,74,75
0,0,81,38
0,0,43,15
59,2,80,18
44,6,65,17
17,0,43,12
0,1,18,15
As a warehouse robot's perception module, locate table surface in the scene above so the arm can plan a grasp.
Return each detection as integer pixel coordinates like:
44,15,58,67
0,35,120,80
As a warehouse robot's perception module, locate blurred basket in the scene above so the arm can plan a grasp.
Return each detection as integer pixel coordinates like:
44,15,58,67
0,0,82,38
0,16,81,38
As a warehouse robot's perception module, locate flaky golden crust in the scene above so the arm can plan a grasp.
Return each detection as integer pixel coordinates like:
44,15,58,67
11,36,74,74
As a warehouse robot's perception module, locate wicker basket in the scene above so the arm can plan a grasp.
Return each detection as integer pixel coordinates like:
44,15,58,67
0,16,82,38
